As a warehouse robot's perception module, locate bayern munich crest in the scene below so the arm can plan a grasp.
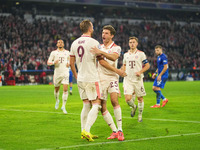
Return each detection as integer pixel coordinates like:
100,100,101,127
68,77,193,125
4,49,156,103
135,55,138,59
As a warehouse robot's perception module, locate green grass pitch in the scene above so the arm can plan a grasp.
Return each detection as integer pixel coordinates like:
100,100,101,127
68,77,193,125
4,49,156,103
0,81,200,150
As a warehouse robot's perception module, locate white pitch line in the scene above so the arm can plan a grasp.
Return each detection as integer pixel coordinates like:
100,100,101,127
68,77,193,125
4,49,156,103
0,108,78,115
37,132,200,150
122,116,200,124
0,108,200,124
144,118,200,124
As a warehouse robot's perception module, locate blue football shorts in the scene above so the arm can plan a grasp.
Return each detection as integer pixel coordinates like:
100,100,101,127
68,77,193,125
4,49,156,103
153,76,168,89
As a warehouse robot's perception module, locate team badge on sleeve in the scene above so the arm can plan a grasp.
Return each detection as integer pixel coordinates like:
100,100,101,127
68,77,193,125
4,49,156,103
163,60,167,63
117,48,121,54
97,44,101,49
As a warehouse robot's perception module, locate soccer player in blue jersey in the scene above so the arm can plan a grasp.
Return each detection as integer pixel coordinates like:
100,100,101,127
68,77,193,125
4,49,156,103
151,45,169,108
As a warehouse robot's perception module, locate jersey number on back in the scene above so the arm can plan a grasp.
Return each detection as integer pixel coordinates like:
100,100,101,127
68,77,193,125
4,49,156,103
77,46,84,62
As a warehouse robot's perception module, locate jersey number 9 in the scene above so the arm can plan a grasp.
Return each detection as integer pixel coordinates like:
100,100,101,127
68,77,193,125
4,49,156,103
77,46,84,62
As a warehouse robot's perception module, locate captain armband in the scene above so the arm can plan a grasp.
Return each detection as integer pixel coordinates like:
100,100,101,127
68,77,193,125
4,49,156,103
142,59,148,64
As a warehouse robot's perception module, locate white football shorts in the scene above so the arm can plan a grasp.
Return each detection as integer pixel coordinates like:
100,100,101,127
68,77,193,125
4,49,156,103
123,77,146,97
54,74,69,87
100,80,119,100
77,81,101,101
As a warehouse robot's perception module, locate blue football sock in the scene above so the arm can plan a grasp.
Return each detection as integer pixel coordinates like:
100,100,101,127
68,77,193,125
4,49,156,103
160,92,165,100
154,90,161,105
70,87,72,91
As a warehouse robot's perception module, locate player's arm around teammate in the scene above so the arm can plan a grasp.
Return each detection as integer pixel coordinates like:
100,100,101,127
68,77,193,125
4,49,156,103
97,55,126,77
92,25,124,141
91,46,119,61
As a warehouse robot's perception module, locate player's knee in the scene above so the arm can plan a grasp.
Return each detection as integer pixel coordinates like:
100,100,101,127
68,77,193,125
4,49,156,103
125,95,132,102
101,107,107,114
125,97,131,102
55,87,60,92
111,100,119,107
152,86,156,91
101,104,107,113
63,89,68,93
138,97,143,102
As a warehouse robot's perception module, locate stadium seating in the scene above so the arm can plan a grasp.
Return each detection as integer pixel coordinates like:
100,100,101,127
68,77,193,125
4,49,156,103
0,2,200,84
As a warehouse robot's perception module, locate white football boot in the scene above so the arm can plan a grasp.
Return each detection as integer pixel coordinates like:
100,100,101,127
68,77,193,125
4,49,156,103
61,106,67,114
55,100,59,110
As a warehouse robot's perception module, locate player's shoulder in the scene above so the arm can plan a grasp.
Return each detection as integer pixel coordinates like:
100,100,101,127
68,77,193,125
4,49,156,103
111,43,121,49
112,43,119,47
64,49,69,52
137,50,144,53
162,53,167,58
124,51,129,55
76,36,99,44
51,49,58,54
71,37,80,44
137,50,146,56
88,37,99,44
80,36,97,41
64,49,70,54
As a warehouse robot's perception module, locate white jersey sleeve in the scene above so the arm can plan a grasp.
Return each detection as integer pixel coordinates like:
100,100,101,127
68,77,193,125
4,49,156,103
123,54,126,65
47,51,55,65
141,52,147,63
113,46,121,55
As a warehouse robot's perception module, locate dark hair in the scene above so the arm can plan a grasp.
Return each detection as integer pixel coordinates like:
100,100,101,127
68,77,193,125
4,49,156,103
155,45,163,49
80,20,92,33
103,25,116,35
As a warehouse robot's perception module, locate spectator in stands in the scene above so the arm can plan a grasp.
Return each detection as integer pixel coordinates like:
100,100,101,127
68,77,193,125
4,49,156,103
0,5,200,82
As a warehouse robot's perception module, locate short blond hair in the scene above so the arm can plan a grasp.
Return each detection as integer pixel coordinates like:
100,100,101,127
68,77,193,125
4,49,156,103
80,20,92,33
129,36,138,42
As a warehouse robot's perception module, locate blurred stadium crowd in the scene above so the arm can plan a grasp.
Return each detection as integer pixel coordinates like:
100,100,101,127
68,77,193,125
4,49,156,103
140,0,200,4
0,1,200,85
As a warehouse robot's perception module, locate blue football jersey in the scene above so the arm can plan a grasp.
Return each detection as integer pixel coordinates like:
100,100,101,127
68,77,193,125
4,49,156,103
157,53,168,78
